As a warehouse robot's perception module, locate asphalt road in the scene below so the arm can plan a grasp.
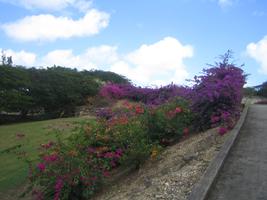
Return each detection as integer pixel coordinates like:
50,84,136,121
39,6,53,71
207,105,267,200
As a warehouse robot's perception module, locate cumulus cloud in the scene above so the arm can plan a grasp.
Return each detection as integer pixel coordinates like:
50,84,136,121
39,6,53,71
246,36,267,74
111,37,193,86
0,0,92,12
2,37,193,86
1,48,36,66
2,9,109,42
41,45,118,69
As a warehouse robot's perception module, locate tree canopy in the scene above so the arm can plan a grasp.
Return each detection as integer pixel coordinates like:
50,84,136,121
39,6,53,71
0,64,129,118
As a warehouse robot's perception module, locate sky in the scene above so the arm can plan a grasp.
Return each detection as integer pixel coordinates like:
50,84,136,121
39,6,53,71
0,0,267,87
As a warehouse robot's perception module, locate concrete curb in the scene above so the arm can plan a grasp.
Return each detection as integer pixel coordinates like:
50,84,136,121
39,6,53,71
187,104,250,200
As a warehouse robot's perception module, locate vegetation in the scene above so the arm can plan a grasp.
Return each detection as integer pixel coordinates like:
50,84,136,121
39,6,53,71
0,62,129,120
257,81,267,98
15,52,246,199
0,116,91,191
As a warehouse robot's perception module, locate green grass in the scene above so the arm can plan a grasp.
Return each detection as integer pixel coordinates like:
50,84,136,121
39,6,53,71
0,116,92,192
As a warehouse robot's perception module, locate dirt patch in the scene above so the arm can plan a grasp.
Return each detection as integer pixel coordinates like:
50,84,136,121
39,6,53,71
93,128,229,200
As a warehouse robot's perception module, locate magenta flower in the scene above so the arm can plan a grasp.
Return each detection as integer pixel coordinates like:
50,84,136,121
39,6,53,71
43,154,58,162
175,107,183,113
37,163,46,172
54,178,64,200
115,148,123,155
211,116,220,123
218,127,228,135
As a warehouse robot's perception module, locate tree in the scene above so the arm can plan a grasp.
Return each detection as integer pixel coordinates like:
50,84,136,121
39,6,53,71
0,65,33,116
257,81,267,97
1,50,13,66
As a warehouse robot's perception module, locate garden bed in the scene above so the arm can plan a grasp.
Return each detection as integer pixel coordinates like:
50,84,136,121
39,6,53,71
92,127,230,200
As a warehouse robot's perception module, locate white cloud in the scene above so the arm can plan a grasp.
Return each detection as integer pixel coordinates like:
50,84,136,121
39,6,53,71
41,45,118,70
1,49,36,66
246,36,267,74
218,0,233,7
111,37,193,86
0,0,92,12
2,9,109,42
2,37,193,86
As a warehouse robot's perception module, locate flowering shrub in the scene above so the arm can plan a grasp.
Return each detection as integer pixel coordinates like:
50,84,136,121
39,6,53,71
190,51,246,130
99,83,191,106
146,98,193,143
23,52,246,199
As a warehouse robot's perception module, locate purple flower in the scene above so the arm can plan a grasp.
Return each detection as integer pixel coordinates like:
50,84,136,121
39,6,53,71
37,163,46,172
54,178,64,200
218,127,228,135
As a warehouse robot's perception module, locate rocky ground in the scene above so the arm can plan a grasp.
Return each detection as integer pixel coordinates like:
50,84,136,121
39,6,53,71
93,128,230,200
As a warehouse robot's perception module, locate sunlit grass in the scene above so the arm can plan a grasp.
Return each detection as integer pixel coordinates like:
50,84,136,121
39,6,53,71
0,116,93,191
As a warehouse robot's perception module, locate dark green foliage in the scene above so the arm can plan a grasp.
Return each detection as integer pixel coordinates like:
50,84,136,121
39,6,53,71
0,65,33,115
243,87,257,97
257,81,267,97
84,70,130,84
0,65,129,119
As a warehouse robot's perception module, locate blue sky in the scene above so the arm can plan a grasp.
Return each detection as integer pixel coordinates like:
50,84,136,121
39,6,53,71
0,0,267,87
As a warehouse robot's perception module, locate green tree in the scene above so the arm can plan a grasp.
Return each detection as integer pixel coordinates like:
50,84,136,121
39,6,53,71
257,81,267,97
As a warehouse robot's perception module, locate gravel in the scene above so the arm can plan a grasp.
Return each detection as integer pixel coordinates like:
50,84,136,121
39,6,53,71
93,128,230,200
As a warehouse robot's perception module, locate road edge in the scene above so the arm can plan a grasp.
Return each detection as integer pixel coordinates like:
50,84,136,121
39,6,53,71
187,104,250,200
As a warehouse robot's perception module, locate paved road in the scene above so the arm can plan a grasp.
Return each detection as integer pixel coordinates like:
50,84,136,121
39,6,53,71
207,105,267,200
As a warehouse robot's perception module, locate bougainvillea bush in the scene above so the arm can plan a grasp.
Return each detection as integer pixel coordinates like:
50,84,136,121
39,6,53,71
146,98,193,143
99,83,191,106
190,51,246,131
25,100,192,199
22,52,246,199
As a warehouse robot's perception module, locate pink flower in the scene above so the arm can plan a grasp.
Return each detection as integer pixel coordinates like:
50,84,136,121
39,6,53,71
43,154,58,162
135,105,144,114
54,178,64,200
175,107,183,113
116,148,123,155
211,116,220,123
37,163,46,172
103,152,114,158
218,127,228,135
103,170,110,177
41,141,54,149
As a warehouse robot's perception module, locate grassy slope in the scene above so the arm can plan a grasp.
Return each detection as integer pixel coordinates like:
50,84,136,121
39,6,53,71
0,116,92,192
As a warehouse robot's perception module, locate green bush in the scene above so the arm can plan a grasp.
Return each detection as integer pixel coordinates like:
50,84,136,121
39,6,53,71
147,98,193,143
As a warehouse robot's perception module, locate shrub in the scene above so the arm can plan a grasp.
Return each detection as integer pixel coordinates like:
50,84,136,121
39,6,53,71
190,51,246,130
99,83,191,106
26,103,152,199
23,51,246,199
146,98,193,143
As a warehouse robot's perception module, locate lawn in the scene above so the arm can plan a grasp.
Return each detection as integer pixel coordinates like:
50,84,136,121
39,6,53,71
0,116,93,192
